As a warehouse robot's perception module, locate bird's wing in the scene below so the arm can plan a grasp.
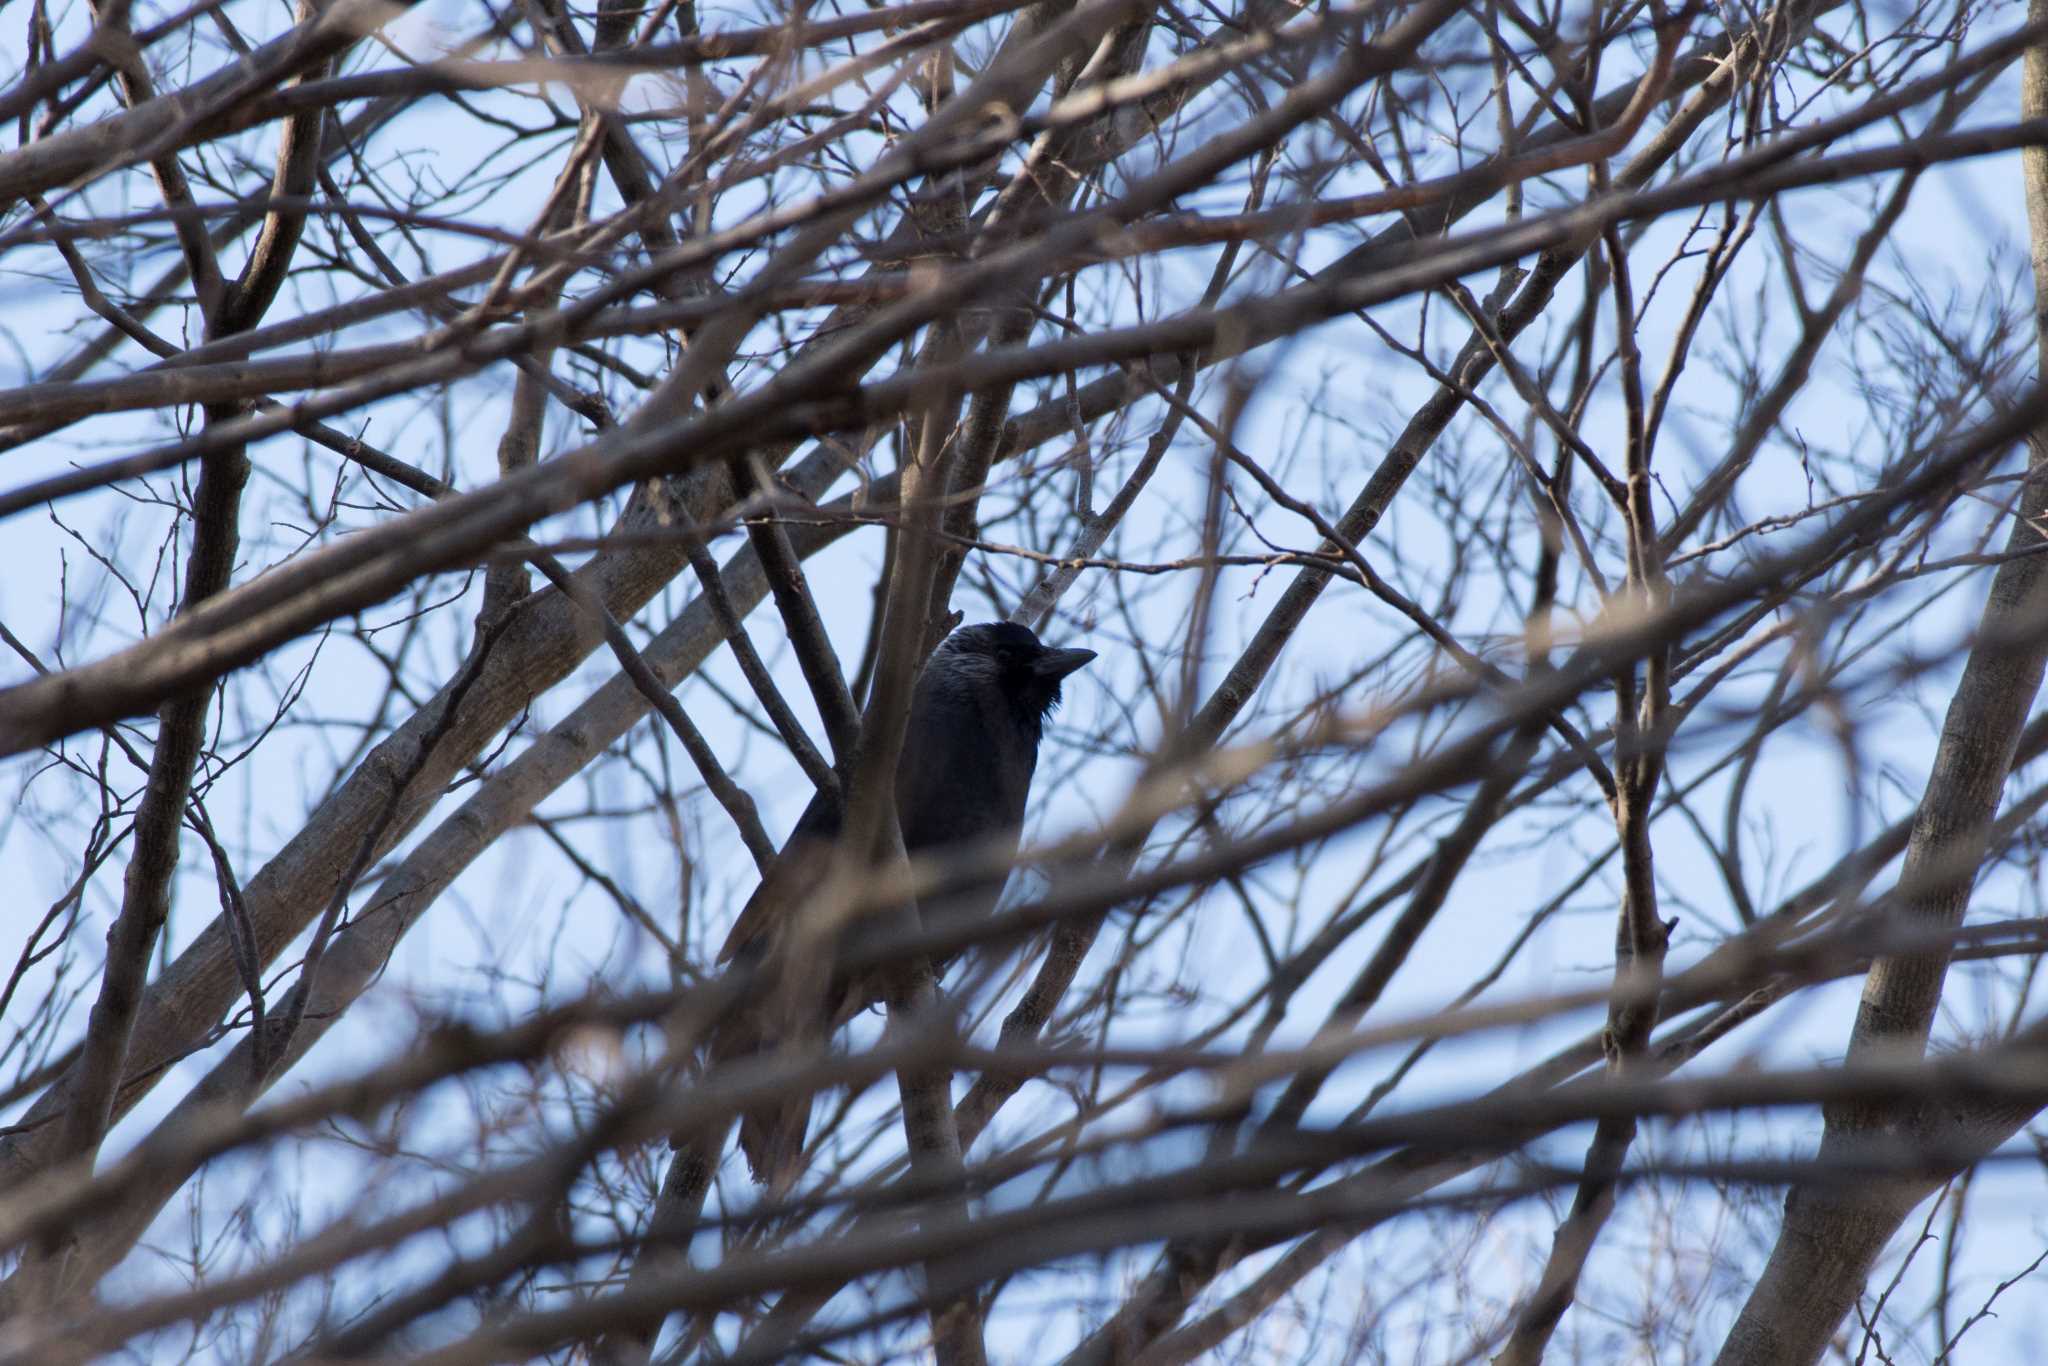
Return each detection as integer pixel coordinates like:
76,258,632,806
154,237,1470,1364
720,701,950,966
717,785,842,964
891,696,943,851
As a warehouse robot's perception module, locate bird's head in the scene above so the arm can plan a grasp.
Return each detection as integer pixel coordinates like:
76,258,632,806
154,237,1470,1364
931,620,1096,725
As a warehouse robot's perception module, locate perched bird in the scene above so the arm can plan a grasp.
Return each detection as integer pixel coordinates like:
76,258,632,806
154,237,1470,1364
712,620,1096,1183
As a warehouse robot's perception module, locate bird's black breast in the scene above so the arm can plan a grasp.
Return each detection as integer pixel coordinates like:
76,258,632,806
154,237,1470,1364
895,668,1039,860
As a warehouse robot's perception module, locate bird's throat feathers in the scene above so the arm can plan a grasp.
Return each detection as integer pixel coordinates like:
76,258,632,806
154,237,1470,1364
920,646,1063,738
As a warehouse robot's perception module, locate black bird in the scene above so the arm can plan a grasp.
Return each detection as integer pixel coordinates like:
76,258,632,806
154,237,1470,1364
712,620,1095,1184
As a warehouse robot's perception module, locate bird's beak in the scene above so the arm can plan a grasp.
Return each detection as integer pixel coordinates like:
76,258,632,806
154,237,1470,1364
1034,647,1097,680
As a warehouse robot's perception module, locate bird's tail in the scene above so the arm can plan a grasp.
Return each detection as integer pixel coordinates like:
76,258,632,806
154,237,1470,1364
737,1093,808,1189
703,964,814,1188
